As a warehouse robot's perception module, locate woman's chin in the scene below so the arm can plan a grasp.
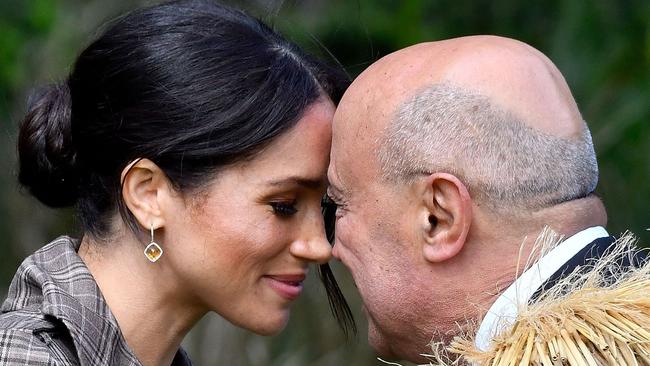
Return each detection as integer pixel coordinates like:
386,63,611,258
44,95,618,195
241,310,291,336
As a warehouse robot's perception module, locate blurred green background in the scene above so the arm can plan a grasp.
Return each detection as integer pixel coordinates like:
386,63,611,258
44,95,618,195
0,0,648,365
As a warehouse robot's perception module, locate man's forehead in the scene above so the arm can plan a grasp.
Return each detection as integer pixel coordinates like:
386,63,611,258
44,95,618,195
332,41,458,149
330,108,384,190
328,119,363,190
330,53,423,190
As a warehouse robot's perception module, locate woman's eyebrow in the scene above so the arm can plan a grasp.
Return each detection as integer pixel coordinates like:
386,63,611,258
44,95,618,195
266,176,325,190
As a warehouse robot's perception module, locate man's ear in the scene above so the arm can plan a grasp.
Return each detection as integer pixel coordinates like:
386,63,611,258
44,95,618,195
420,173,472,263
121,158,170,232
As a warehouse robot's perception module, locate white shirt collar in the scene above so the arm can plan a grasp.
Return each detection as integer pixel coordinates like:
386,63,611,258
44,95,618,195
474,226,609,351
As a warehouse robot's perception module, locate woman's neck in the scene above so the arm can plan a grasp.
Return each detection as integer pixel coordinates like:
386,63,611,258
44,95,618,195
78,234,205,366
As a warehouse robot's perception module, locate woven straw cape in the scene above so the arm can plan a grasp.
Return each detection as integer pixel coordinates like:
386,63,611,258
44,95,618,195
404,230,650,366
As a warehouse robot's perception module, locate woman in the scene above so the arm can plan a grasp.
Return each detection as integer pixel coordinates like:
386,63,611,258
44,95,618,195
0,1,352,365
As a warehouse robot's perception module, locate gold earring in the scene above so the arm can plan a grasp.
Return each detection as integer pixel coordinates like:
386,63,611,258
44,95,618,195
144,223,163,262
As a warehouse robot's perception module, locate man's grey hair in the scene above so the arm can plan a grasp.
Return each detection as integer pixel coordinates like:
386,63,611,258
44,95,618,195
377,84,599,212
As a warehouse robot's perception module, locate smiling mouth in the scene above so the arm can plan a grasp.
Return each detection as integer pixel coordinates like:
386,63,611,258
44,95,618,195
264,274,306,301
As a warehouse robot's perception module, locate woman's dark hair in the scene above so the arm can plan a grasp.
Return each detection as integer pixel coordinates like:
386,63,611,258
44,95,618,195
18,0,354,336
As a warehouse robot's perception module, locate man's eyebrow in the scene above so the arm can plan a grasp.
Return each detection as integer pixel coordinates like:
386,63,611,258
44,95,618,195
266,176,325,190
326,181,346,198
326,169,347,196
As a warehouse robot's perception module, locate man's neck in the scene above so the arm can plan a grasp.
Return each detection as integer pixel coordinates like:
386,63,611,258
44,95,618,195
466,195,607,324
527,195,607,236
474,225,609,350
468,195,608,349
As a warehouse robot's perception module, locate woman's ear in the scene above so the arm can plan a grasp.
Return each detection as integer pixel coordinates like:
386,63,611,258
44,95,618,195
121,159,170,231
420,173,472,263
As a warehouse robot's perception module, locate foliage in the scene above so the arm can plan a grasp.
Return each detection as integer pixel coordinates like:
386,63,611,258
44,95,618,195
0,0,647,365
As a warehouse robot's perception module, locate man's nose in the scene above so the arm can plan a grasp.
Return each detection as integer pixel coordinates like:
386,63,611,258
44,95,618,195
331,240,341,260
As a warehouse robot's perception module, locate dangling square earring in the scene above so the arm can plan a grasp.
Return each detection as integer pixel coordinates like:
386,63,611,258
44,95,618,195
144,224,163,262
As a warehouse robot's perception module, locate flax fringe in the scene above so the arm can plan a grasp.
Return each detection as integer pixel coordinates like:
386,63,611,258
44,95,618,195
397,229,650,366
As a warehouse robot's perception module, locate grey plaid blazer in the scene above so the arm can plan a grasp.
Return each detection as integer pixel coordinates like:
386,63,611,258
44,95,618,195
0,236,191,365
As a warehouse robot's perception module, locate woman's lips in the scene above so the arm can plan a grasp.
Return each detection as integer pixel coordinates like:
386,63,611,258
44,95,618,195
264,274,306,301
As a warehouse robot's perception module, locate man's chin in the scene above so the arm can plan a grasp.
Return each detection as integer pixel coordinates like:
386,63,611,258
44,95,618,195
368,322,433,364
368,325,397,360
368,321,414,362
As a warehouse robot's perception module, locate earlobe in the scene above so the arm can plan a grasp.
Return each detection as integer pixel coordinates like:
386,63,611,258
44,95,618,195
121,158,168,231
421,173,472,263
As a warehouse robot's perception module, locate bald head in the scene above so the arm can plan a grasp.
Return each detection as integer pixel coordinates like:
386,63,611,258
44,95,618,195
333,35,599,213
328,36,607,362
338,35,584,138
328,36,606,362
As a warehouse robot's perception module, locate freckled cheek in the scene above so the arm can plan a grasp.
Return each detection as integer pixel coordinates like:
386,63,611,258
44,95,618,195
191,215,285,275
234,221,296,269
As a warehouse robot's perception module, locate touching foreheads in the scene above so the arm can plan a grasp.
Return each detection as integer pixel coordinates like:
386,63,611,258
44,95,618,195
377,84,599,212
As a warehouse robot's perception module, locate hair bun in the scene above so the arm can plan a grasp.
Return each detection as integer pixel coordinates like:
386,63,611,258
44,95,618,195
18,82,80,207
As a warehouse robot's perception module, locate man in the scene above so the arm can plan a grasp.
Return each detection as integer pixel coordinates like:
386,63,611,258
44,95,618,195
327,35,617,363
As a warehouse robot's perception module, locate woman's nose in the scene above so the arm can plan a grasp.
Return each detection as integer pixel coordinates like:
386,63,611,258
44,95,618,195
289,215,332,264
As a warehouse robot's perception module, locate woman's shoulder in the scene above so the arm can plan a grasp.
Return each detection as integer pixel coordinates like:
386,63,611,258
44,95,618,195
0,306,79,365
0,235,82,365
0,327,53,364
0,304,49,329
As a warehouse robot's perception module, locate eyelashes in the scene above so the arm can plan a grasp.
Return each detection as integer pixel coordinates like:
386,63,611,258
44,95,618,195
270,201,298,216
321,195,338,243
270,194,338,219
321,194,338,210
270,194,340,239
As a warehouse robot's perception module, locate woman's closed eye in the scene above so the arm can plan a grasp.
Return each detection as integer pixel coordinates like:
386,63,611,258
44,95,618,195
270,201,298,217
